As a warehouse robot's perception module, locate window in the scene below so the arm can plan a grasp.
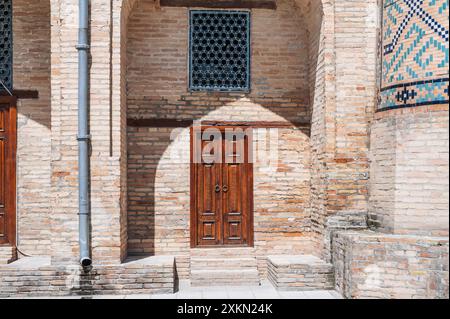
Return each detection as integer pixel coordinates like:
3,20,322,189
0,0,12,91
189,10,250,92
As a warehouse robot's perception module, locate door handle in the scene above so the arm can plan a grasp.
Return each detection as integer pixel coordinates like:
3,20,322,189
223,185,228,193
215,185,221,193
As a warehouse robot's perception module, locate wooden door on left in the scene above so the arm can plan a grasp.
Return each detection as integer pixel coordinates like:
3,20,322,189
0,96,16,246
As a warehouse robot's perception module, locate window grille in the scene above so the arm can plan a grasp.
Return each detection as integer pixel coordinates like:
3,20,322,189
0,0,12,91
189,10,250,92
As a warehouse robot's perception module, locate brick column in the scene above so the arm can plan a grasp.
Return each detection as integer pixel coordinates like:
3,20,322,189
310,0,378,259
50,0,128,265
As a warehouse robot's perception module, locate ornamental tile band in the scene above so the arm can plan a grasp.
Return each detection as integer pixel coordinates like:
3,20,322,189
381,0,449,110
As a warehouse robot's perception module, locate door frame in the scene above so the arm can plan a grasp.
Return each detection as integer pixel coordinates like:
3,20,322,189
190,124,254,248
0,96,17,247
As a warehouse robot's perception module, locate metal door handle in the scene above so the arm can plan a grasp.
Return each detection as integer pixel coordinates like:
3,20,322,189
223,185,228,193
215,185,221,193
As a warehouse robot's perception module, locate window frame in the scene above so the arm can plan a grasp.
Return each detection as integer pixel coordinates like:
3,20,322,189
0,0,13,92
188,9,251,93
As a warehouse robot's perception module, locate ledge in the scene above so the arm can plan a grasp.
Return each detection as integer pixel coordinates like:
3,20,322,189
374,104,449,119
0,90,39,99
160,0,277,10
127,118,311,128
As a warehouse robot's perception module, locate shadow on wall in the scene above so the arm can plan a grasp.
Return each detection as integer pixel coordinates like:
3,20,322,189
13,0,51,129
12,0,53,257
127,100,313,256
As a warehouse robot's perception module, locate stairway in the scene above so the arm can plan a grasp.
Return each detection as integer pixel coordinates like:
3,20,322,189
190,248,260,287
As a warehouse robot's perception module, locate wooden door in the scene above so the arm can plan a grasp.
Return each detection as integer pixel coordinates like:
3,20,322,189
0,97,16,247
191,126,253,248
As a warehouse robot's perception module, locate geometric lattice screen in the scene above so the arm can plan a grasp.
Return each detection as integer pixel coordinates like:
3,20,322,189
0,0,12,91
189,10,250,92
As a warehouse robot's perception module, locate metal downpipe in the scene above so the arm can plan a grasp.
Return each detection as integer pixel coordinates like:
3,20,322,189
76,0,92,269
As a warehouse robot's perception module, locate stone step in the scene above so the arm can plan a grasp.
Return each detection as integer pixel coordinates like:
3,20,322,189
190,247,256,258
190,257,258,270
0,246,16,265
268,255,335,291
191,269,260,287
190,248,260,286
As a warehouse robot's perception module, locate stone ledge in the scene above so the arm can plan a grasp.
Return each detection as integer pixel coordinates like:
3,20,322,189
0,256,176,298
268,255,335,291
374,104,449,119
0,246,17,265
332,230,449,299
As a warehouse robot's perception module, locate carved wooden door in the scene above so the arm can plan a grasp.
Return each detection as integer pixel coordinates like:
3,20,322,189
191,126,253,247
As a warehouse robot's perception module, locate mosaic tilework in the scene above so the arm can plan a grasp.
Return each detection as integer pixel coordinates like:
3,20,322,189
381,0,449,110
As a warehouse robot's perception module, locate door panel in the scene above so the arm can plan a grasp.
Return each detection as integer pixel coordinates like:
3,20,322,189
195,135,222,246
0,97,16,246
0,138,5,240
223,133,246,245
191,126,253,248
197,162,221,245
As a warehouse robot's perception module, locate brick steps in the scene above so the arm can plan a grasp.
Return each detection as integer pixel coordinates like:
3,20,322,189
191,269,260,287
191,257,257,270
190,248,260,286
268,255,334,291
190,247,257,257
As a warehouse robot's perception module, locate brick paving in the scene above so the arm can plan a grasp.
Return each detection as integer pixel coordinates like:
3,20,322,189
5,281,343,300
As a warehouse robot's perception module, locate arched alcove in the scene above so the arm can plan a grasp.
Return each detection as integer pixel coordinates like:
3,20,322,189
117,0,332,277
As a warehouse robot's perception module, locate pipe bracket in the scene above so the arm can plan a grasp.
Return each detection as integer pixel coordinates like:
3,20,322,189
76,44,90,50
77,134,92,141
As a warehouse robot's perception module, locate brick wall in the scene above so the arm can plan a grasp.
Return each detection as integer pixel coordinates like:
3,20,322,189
327,0,377,217
0,246,16,264
126,0,310,123
369,106,449,236
13,0,52,256
48,0,128,264
0,256,175,297
125,0,316,274
308,0,329,255
127,124,313,277
310,0,378,258
332,230,449,299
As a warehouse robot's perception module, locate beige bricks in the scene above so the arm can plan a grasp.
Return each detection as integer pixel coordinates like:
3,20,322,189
13,0,52,257
369,107,449,236
0,256,175,298
268,255,335,291
2,0,447,298
125,0,316,279
190,248,260,286
0,246,17,265
332,231,449,299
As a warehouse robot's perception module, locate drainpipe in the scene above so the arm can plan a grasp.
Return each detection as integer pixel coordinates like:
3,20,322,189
76,0,92,269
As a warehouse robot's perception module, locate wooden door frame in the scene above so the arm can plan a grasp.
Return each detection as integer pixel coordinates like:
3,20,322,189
0,96,17,247
190,124,254,248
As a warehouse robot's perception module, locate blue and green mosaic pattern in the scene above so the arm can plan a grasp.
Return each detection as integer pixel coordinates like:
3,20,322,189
381,0,449,110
